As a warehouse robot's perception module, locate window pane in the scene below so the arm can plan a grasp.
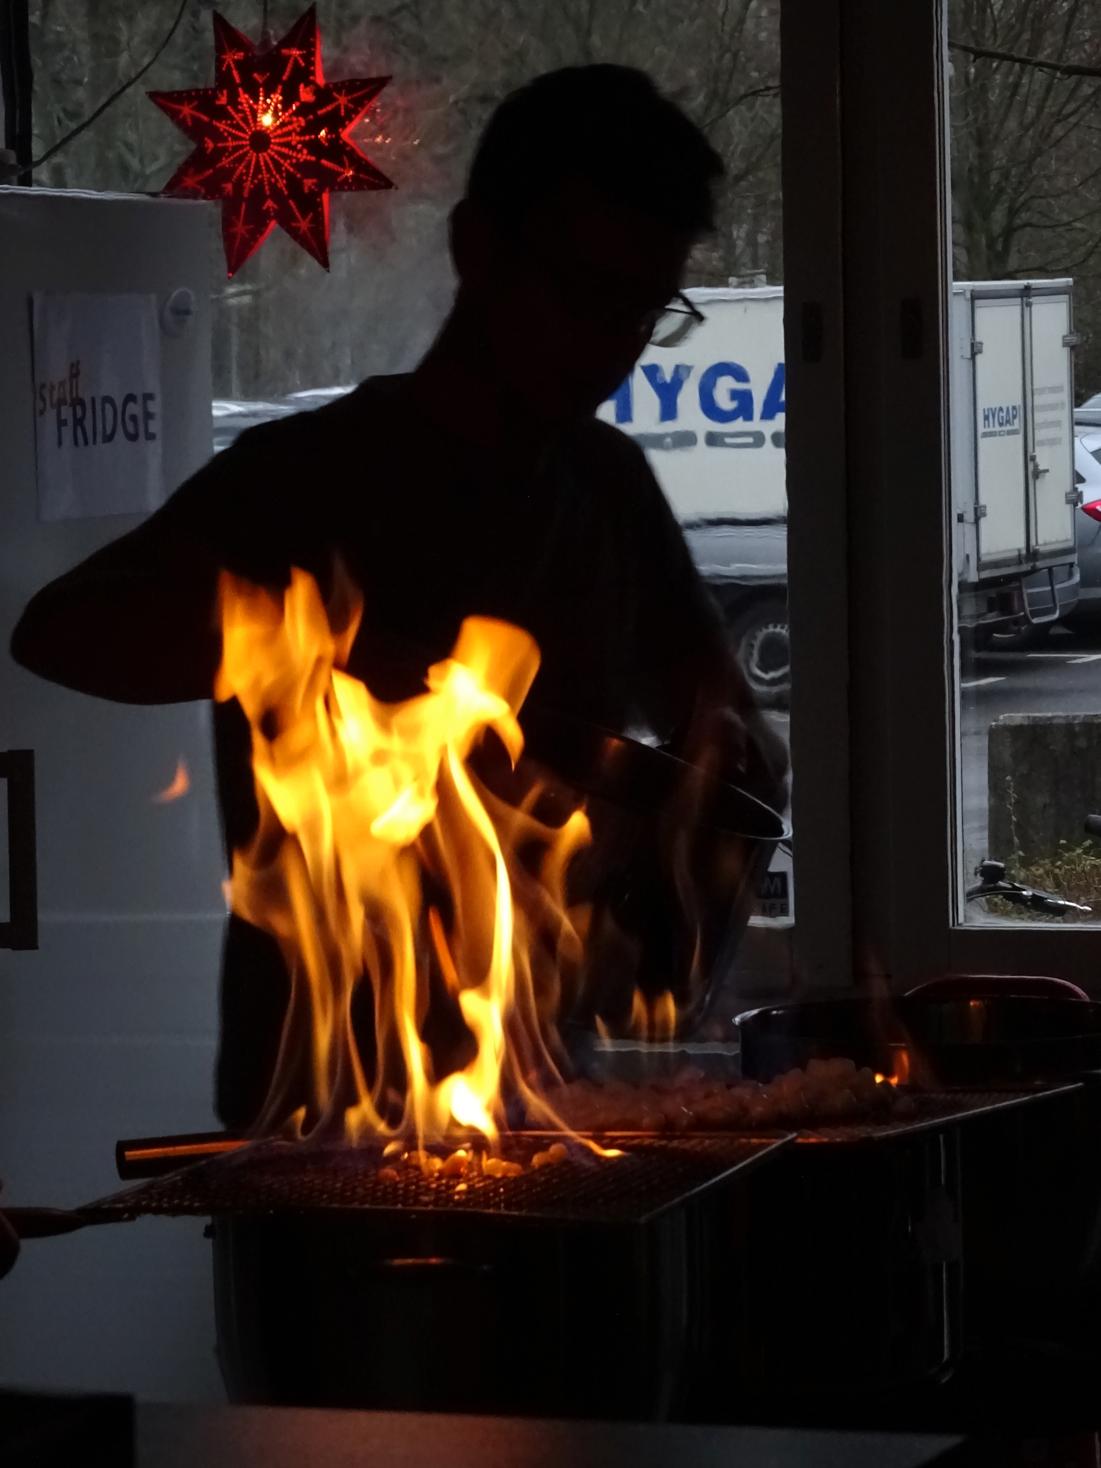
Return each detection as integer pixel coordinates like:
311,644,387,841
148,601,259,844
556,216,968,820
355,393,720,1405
10,0,794,1406
950,0,1101,926
30,0,793,974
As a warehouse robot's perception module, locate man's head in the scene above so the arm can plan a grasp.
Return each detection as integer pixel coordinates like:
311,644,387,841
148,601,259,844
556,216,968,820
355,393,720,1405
450,65,723,425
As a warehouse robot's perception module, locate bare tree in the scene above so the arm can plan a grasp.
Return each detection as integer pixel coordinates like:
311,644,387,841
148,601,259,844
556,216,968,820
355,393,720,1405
27,0,783,397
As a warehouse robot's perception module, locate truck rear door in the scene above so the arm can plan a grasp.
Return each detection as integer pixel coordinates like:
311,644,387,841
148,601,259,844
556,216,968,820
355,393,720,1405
971,285,1076,576
972,293,1029,573
1026,289,1076,560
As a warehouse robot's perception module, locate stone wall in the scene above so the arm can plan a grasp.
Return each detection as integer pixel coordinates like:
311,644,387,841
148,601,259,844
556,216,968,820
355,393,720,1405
988,713,1101,864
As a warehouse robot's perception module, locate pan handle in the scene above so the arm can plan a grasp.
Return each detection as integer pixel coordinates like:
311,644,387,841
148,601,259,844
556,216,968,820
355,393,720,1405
4,1207,103,1239
0,749,37,950
904,974,1090,1003
369,1257,494,1276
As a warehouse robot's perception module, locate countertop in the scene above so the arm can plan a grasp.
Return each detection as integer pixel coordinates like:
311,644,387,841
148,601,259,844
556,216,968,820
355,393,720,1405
137,1404,964,1468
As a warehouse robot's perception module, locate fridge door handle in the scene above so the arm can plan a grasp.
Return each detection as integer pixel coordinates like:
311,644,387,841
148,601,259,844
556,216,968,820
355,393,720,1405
0,749,38,950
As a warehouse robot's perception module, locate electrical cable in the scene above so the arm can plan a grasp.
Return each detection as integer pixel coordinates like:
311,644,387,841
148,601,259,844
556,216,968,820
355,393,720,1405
0,0,34,183
28,0,190,174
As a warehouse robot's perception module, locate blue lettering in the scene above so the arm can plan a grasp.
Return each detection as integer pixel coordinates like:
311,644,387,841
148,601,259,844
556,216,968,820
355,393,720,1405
699,361,753,424
640,362,692,423
761,362,786,421
607,376,633,425
979,402,1023,432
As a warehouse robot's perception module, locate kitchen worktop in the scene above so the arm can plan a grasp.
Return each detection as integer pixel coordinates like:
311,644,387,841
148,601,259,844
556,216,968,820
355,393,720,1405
140,1403,969,1468
2,1392,968,1468
12,1390,1101,1465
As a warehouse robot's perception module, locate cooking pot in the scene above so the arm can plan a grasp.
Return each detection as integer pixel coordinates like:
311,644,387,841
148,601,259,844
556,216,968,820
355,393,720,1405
736,981,1101,1087
508,709,787,1042
734,980,1101,1378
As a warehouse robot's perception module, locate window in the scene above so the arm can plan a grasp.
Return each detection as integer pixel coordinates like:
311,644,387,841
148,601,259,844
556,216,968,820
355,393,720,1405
5,0,809,1404
951,0,1101,934
815,0,1101,988
25,0,797,994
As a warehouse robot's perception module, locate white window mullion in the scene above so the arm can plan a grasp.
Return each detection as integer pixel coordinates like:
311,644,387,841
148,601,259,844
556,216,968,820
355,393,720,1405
781,0,854,990
837,0,956,986
836,0,1101,986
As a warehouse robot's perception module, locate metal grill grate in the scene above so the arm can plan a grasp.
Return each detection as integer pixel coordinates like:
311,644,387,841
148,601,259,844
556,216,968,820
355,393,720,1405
84,1133,791,1228
794,1084,1078,1144
83,1086,1075,1229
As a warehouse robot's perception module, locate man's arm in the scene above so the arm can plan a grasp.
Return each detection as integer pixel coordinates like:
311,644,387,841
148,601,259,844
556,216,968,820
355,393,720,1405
10,505,221,703
10,418,303,705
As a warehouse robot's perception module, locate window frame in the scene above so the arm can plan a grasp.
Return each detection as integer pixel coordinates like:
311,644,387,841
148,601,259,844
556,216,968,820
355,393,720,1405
786,0,1101,990
782,0,854,992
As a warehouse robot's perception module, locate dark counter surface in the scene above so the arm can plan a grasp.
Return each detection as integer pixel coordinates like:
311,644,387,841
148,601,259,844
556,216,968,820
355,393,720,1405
136,1403,962,1468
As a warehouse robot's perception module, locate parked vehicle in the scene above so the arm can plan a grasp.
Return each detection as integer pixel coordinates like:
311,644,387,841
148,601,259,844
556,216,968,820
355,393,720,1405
596,287,790,706
212,396,297,454
597,282,1081,704
210,281,1080,708
1061,426,1101,627
954,281,1080,650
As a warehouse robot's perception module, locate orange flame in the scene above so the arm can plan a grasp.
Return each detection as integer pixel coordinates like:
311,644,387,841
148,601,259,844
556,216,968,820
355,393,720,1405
215,566,593,1152
874,1048,911,1088
152,758,190,804
627,988,678,1043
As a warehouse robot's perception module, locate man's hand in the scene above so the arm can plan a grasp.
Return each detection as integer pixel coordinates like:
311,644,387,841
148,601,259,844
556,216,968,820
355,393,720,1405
0,1185,19,1278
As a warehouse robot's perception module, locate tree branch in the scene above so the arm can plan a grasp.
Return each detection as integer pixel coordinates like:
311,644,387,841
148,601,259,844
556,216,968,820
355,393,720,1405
949,39,1101,82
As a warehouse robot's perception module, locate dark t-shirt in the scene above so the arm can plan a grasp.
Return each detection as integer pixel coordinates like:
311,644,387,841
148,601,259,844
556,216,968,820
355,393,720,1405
170,375,737,1126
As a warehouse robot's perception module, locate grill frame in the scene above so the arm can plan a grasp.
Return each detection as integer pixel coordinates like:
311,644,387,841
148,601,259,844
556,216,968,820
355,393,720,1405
791,1082,1081,1144
86,1132,792,1228
89,1085,1078,1228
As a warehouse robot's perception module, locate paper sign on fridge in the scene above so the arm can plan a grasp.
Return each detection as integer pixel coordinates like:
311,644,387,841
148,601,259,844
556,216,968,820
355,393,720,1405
32,292,163,522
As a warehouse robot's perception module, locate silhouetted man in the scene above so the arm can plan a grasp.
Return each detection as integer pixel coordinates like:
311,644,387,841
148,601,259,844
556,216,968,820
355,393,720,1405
13,65,786,1128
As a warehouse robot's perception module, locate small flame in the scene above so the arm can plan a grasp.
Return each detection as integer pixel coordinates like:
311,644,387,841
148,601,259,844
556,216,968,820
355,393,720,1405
260,110,274,128
215,566,595,1154
874,1048,911,1088
626,988,678,1043
152,758,190,804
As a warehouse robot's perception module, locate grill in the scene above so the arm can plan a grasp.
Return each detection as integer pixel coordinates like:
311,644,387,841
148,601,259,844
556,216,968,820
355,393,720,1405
793,1083,1079,1144
86,1086,1074,1229
84,1132,791,1227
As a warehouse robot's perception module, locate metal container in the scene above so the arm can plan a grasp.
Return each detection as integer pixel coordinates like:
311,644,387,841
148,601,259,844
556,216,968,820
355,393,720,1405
735,994,1101,1087
734,993,1101,1391
514,710,787,1040
88,1132,787,1418
688,1128,963,1418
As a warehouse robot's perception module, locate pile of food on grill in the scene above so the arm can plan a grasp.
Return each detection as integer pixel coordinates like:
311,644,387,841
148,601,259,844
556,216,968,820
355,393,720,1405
543,1056,905,1133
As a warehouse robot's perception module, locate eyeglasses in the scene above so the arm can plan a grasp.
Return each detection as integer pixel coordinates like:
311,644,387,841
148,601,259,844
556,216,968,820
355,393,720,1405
645,292,706,348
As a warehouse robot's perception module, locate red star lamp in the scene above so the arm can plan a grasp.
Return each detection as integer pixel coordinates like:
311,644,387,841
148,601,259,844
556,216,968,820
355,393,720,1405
149,6,393,276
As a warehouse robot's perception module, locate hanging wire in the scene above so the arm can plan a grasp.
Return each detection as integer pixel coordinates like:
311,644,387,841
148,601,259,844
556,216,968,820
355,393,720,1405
28,0,190,174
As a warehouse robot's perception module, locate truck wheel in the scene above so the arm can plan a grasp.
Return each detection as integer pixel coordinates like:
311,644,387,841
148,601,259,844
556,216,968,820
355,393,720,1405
985,621,1053,653
729,598,790,709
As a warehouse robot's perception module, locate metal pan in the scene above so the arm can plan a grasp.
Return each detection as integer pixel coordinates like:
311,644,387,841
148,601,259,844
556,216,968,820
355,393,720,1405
736,993,1101,1086
507,709,788,1041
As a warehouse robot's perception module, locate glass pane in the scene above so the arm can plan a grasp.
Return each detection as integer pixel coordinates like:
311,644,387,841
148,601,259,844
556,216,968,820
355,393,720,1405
12,0,791,1406
30,0,793,969
950,0,1101,925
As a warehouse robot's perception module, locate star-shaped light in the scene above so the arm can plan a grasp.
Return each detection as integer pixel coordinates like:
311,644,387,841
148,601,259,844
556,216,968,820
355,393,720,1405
149,6,393,276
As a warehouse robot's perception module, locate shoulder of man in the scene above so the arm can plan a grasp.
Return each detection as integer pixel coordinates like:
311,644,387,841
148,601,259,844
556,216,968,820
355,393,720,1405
165,389,372,583
571,413,690,547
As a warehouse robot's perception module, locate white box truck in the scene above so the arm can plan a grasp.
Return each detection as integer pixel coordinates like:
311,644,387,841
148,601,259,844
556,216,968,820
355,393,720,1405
597,281,1080,705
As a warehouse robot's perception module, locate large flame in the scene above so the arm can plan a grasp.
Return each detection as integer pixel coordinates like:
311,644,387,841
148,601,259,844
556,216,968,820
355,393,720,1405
215,566,592,1151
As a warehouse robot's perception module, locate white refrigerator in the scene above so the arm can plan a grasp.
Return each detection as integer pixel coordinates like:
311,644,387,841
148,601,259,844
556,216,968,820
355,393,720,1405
0,188,228,1400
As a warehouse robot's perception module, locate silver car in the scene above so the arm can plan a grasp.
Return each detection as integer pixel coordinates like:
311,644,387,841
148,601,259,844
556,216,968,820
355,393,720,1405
1065,424,1101,625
